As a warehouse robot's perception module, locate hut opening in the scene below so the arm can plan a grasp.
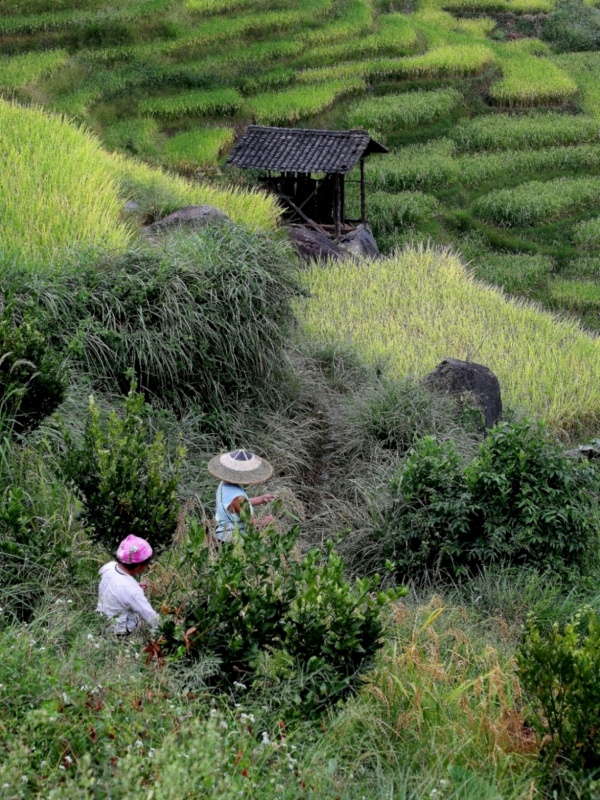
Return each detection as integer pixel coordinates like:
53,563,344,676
226,125,388,241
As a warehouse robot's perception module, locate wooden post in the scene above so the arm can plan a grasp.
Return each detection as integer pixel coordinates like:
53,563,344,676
340,174,345,228
334,173,341,242
360,158,366,225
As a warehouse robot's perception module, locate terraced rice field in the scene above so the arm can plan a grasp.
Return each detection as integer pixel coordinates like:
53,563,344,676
2,0,600,328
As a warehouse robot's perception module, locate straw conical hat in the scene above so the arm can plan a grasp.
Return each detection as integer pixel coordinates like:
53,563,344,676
207,449,273,486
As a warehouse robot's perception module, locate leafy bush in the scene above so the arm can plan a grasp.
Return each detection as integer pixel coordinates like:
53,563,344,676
0,307,68,432
382,420,600,578
160,518,403,717
543,0,600,52
57,387,182,555
518,608,600,776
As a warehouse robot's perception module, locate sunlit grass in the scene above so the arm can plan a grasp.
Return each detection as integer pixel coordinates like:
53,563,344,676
139,88,242,119
300,245,600,434
0,49,69,90
346,88,462,131
163,127,234,168
247,79,365,124
453,112,600,151
490,42,577,106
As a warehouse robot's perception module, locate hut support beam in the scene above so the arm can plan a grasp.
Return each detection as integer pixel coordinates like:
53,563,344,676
360,158,366,225
334,173,342,242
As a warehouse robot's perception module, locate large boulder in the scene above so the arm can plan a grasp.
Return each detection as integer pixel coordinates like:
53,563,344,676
286,224,344,262
340,224,380,259
144,204,232,234
422,358,502,429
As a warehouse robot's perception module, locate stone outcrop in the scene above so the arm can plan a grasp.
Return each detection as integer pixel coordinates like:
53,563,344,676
422,358,502,429
144,204,232,234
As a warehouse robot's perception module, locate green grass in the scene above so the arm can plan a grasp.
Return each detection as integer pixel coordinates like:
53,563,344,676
490,42,578,106
554,51,600,118
471,252,554,295
103,117,161,157
163,127,235,168
0,99,130,269
0,49,69,90
452,112,600,151
366,139,459,191
550,279,600,311
370,190,440,233
139,88,242,119
300,244,600,434
474,177,600,226
573,216,600,249
247,78,365,124
346,88,463,131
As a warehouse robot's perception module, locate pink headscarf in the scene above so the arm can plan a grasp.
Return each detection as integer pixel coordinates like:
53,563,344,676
116,535,153,564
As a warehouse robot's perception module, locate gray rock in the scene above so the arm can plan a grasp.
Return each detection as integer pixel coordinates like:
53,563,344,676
123,200,140,213
340,224,380,258
567,443,600,460
422,357,502,429
286,224,344,262
144,204,233,234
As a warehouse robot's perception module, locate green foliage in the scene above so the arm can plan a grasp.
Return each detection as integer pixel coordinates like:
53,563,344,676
550,279,600,312
247,78,365,124
518,608,600,776
490,42,577,106
0,49,69,89
161,519,404,716
471,253,553,295
0,308,68,433
543,0,600,52
365,140,459,192
382,420,600,578
163,127,234,168
57,387,182,555
369,191,439,243
573,216,600,249
103,117,160,157
139,88,242,119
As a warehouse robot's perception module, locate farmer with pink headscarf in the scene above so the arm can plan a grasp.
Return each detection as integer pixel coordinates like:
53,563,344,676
97,535,159,635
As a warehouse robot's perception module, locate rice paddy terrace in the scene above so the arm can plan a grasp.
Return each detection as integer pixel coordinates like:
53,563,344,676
2,0,600,328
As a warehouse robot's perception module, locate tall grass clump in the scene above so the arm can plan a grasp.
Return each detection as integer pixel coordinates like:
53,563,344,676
300,245,600,433
103,117,160,157
139,88,242,119
554,52,600,119
0,49,69,90
471,253,554,295
346,88,462,130
369,191,439,240
14,227,301,411
247,79,365,124
474,176,600,226
0,100,130,269
453,112,600,151
163,127,234,169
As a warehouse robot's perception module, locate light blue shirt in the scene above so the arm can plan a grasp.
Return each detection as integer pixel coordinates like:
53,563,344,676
215,482,253,541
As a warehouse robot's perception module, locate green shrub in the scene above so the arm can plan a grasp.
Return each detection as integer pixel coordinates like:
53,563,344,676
543,0,600,52
56,387,182,555
518,608,600,776
160,518,404,717
0,308,68,433
382,420,600,578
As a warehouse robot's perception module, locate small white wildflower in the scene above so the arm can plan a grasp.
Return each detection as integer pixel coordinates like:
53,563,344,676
218,720,228,731
261,731,270,745
66,599,73,604
64,755,73,766
58,765,65,772
135,740,143,748
2,784,9,789
148,749,155,759
210,709,218,717
0,684,4,690
38,647,46,652
233,681,247,690
22,776,28,782
439,779,449,788
430,790,439,798
87,634,94,641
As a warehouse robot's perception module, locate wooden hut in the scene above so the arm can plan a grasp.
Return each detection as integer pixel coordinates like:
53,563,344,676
226,125,388,241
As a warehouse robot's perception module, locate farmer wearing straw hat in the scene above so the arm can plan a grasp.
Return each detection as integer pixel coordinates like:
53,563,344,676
97,535,159,635
208,449,276,543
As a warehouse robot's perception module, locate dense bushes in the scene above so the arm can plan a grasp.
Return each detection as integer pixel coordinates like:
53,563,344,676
382,420,600,578
519,608,600,781
543,0,600,52
56,387,182,556
160,517,403,717
0,306,68,432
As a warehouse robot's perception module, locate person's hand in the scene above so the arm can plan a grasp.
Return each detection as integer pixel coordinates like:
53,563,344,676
261,493,276,503
139,582,148,592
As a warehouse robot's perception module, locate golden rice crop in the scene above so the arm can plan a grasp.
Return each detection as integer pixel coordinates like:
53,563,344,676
247,79,365,124
0,49,69,90
377,44,495,78
0,99,130,268
474,177,600,226
163,127,234,168
111,154,281,231
453,112,600,151
300,245,600,434
490,45,577,106
346,88,462,130
139,88,242,119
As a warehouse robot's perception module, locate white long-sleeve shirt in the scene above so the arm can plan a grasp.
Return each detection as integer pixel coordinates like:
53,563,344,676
97,561,159,634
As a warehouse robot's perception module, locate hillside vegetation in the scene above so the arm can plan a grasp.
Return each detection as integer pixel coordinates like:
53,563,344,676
3,1,600,799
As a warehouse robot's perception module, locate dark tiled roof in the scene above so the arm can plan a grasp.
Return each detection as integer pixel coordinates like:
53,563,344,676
226,125,388,174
